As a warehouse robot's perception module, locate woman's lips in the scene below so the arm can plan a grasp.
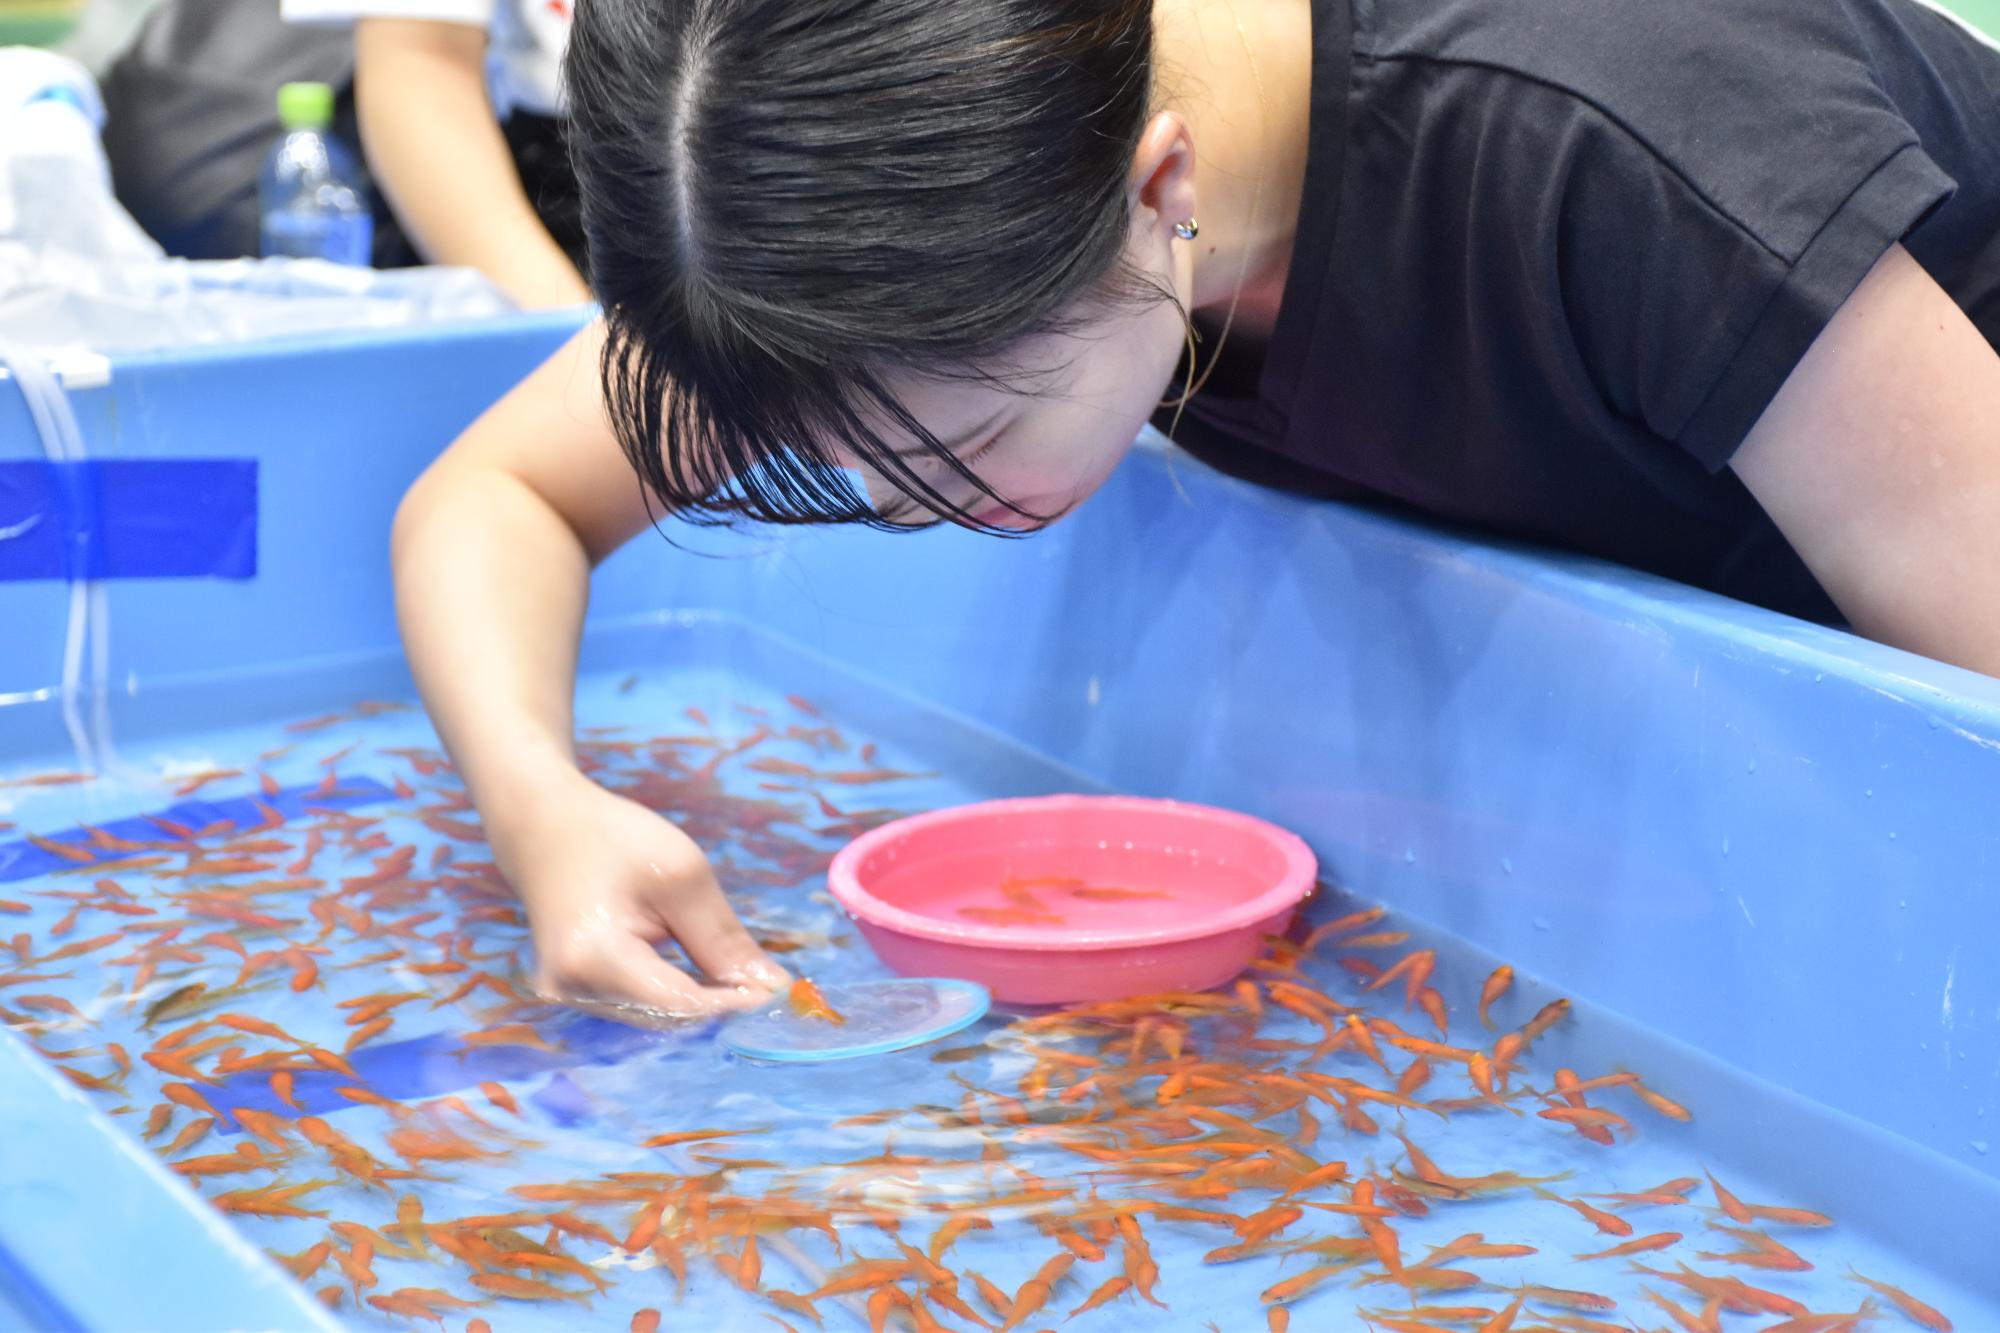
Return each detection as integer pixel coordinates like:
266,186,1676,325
968,502,1027,528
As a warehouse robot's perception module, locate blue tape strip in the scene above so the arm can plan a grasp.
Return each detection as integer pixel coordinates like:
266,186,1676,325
0,460,256,582
206,1017,668,1130
0,777,396,883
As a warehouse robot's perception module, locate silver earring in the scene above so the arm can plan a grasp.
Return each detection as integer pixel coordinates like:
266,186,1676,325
1174,218,1199,242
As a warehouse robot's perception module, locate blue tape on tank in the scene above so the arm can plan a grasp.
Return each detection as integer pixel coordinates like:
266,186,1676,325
0,459,256,581
0,776,396,882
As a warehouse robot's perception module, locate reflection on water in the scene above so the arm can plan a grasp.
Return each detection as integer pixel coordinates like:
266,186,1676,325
0,667,1984,1332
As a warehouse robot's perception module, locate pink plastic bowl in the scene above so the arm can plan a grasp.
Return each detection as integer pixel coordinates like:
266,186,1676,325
827,795,1317,1005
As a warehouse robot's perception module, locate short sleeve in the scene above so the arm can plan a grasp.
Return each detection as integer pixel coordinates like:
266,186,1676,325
1553,98,1957,475
1671,144,1956,470
282,0,495,27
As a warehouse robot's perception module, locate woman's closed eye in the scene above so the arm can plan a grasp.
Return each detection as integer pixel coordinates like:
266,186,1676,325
873,435,1008,524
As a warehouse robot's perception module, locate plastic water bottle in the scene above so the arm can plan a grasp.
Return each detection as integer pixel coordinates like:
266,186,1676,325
258,82,373,266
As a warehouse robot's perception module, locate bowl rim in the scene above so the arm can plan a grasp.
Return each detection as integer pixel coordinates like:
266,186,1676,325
827,794,1317,953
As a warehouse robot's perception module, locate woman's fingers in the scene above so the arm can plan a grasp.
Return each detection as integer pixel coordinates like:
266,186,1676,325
659,868,791,996
535,925,763,1023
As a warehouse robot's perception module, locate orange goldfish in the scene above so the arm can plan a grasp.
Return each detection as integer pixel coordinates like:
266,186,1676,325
460,1023,561,1053
478,1080,521,1116
211,1179,334,1218
1846,1267,1952,1331
787,978,847,1025
1574,1232,1682,1260
1520,997,1572,1043
364,1289,484,1322
1697,1224,1811,1272
1302,907,1387,951
1261,1265,1344,1304
467,1272,591,1303
1532,1187,1633,1236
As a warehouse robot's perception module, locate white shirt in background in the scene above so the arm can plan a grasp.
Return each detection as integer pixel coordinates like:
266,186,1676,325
282,0,572,119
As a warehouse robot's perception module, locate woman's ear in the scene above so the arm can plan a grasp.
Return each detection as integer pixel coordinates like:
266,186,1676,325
1127,110,1199,244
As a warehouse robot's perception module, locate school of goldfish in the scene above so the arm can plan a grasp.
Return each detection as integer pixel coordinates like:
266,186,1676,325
0,691,1962,1333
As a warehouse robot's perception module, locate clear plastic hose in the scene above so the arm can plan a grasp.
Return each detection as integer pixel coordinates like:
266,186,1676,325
0,339,112,774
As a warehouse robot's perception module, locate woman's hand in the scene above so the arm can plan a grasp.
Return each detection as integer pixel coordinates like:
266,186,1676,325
500,771,790,1022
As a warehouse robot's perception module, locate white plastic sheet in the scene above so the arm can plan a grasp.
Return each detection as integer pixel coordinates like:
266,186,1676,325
0,47,514,358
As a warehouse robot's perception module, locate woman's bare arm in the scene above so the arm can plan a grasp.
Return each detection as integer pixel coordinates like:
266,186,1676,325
1734,244,2000,679
355,17,589,309
393,324,785,1017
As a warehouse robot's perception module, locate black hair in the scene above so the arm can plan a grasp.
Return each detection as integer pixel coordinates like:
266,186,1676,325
565,0,1165,530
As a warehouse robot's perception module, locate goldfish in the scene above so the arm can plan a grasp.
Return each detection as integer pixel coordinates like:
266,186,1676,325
478,1080,521,1116
1574,1232,1682,1260
460,1023,561,1053
214,1012,300,1044
630,1310,663,1333
13,993,85,1020
1278,1160,1350,1197
641,1127,762,1148
230,1108,294,1152
1585,1177,1700,1207
269,1070,302,1111
1743,1201,1835,1228
1630,1080,1693,1122
1066,1275,1132,1317
538,1211,620,1250
365,1289,484,1323
1302,906,1387,951
1261,1265,1345,1304
1696,1224,1811,1271
1628,1262,1807,1317
1420,1233,1537,1263
1067,884,1172,902
787,978,847,1025
1507,1285,1619,1312
274,1241,333,1282
957,906,1066,927
1844,1269,1952,1331
1532,1187,1633,1236
468,1272,592,1303
210,1179,334,1218
1537,1105,1632,1135
1367,948,1437,1009
1643,1287,1720,1333
161,1082,222,1119
1415,987,1450,1038
161,1116,217,1156
333,1239,377,1299
386,1126,500,1164
1520,998,1572,1043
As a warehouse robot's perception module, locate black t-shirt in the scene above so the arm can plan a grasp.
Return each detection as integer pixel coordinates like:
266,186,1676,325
1160,0,2000,622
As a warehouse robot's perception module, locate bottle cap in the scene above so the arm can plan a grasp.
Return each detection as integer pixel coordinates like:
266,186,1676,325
277,82,336,132
720,978,990,1063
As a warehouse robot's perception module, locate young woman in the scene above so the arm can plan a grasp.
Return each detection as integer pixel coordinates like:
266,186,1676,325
394,0,2000,1021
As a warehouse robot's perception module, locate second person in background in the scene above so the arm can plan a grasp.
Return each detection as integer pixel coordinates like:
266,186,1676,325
284,0,590,308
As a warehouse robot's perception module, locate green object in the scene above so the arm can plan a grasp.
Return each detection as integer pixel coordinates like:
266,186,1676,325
1943,0,2000,36
276,82,336,132
0,2,81,48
